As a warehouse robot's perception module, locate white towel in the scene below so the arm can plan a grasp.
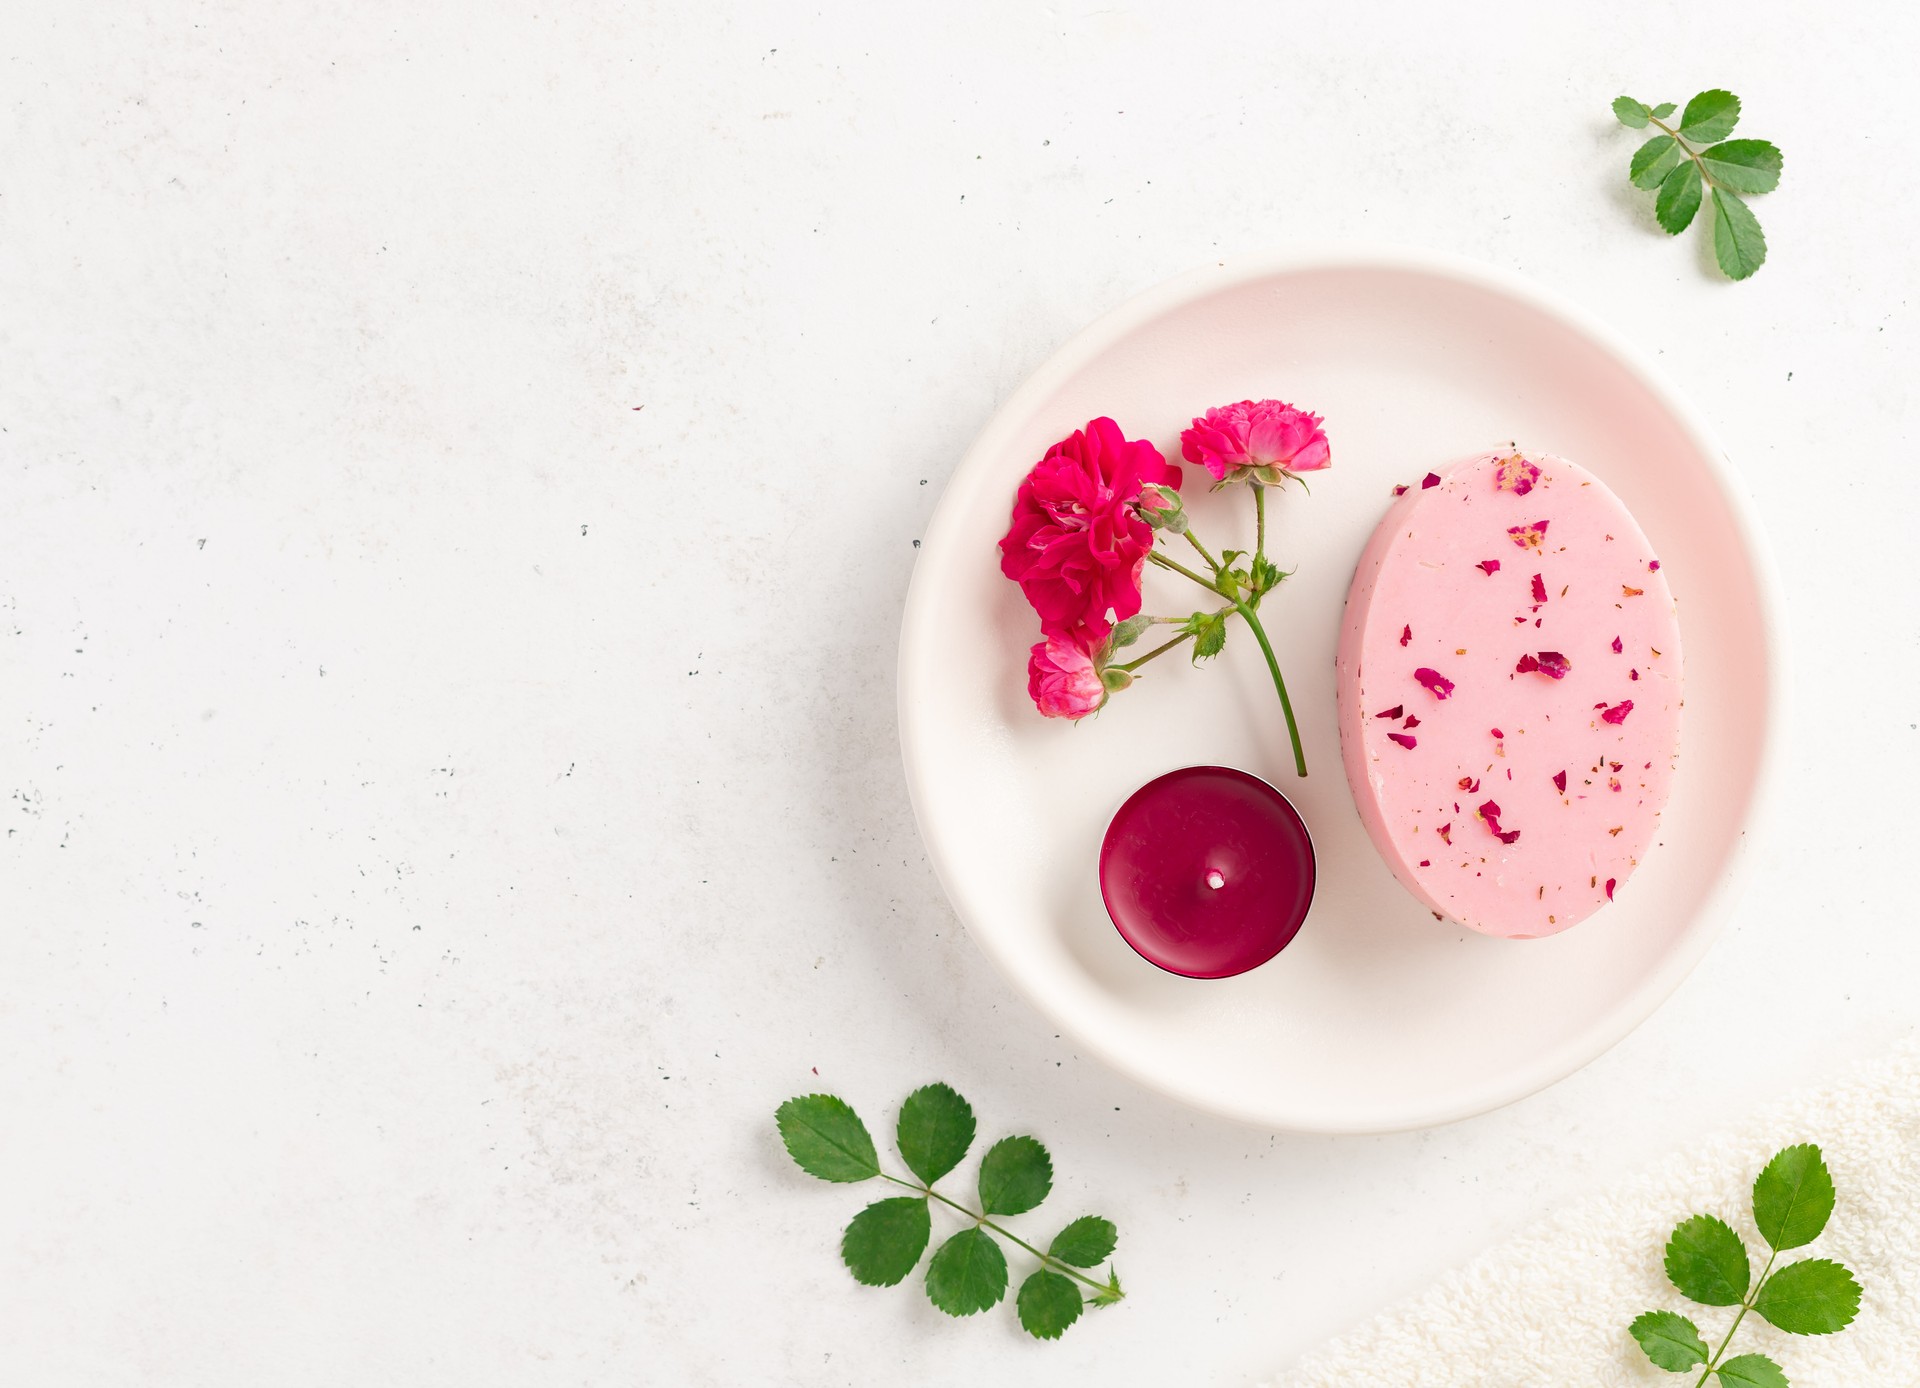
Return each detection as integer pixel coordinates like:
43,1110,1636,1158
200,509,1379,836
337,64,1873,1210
1265,1045,1920,1386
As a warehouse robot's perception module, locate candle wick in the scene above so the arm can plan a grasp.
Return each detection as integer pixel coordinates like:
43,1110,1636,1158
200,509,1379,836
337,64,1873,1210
1205,868,1226,890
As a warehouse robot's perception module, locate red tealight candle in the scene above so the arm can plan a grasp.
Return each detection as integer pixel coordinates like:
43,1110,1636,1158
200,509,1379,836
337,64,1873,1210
1098,765,1316,979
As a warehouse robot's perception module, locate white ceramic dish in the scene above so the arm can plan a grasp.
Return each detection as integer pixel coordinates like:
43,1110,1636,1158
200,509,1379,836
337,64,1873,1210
897,248,1782,1133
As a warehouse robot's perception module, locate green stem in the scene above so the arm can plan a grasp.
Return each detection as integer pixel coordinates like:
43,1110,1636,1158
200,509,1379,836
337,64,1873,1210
1182,528,1223,576
1147,549,1223,595
1234,600,1307,778
1692,1249,1777,1386
1253,482,1266,563
1116,631,1194,672
1647,115,1722,192
1147,518,1305,775
883,1172,1120,1299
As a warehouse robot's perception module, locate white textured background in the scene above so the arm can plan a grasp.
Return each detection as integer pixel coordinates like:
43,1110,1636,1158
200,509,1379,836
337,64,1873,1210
2,2,1914,1384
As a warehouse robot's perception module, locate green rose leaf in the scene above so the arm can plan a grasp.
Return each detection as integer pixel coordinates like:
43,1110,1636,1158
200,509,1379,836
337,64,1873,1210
1665,1214,1750,1306
1699,138,1782,195
1630,134,1682,190
1752,1144,1835,1251
1184,611,1228,662
776,1094,880,1183
978,1134,1053,1216
924,1226,1008,1316
1680,89,1741,143
1016,1269,1085,1340
840,1196,931,1287
1716,1354,1789,1388
896,1083,975,1186
1651,102,1677,118
1711,189,1767,280
1629,1309,1710,1371
1752,1258,1862,1335
1089,1267,1124,1307
1612,96,1652,128
1049,1215,1119,1268
1655,160,1705,235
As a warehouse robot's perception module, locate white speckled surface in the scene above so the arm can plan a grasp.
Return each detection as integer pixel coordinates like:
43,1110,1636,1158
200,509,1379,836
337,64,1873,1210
1,3,1915,1384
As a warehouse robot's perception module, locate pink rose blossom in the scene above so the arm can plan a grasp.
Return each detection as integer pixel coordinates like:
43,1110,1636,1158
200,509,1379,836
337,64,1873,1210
1179,399,1331,484
1027,628,1108,720
998,417,1182,637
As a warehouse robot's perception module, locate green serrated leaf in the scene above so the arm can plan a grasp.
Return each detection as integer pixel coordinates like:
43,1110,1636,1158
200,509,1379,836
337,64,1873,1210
1089,1267,1124,1307
1049,1216,1118,1268
840,1196,931,1287
1753,1144,1835,1251
1182,611,1226,662
1666,1214,1750,1306
1220,549,1244,567
1716,1354,1789,1388
1613,96,1651,128
1711,188,1767,280
1752,1258,1861,1334
1655,160,1704,235
1629,1309,1710,1371
1107,614,1152,651
1680,89,1741,143
924,1226,1007,1316
1016,1269,1084,1340
978,1135,1053,1216
776,1094,880,1183
1700,138,1782,195
895,1083,975,1186
1651,102,1677,119
1630,135,1682,190
1251,556,1283,594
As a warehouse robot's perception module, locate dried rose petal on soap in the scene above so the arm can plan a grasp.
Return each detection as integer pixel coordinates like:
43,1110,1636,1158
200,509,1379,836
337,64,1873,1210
1400,624,1412,647
1374,704,1405,720
1414,667,1455,699
1494,453,1541,495
1531,573,1548,605
1553,770,1567,793
1611,635,1624,654
1478,799,1521,845
1421,472,1441,489
1387,732,1417,750
1599,700,1634,725
1507,520,1550,549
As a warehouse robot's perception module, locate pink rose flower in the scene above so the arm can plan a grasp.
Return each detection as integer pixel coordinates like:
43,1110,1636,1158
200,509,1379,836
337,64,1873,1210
998,417,1182,637
1179,399,1331,484
1027,627,1108,720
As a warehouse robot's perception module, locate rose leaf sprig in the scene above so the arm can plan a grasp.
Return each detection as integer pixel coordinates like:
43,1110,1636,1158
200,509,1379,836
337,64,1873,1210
1612,90,1781,281
1628,1144,1861,1385
997,401,1330,776
776,1084,1123,1341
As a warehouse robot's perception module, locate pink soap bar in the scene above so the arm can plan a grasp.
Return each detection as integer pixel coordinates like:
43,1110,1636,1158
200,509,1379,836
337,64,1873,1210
1336,449,1682,938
